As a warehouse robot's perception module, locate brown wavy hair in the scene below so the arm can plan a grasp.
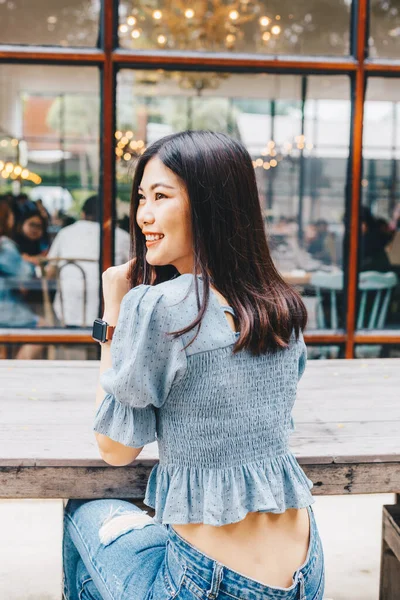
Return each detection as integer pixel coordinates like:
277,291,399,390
129,130,307,355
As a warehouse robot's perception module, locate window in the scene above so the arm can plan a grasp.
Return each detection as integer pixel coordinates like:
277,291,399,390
0,0,101,47
1,0,400,358
118,0,351,56
0,65,101,336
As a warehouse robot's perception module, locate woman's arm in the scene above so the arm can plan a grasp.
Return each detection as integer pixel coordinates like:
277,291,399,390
94,263,144,467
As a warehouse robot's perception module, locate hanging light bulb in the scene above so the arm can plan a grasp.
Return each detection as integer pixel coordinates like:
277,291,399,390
225,33,236,47
152,10,162,20
262,32,271,42
271,25,281,35
127,16,137,26
259,16,270,27
131,29,141,39
229,10,239,20
119,24,128,34
157,34,167,45
185,9,195,18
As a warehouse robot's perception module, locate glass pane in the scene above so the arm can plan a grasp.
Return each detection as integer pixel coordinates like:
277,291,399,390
0,65,100,336
118,0,351,56
0,0,100,47
369,0,400,59
355,344,400,359
116,70,350,332
361,78,400,332
0,343,98,360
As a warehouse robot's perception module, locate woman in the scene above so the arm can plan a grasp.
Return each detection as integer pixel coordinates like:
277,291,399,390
64,131,325,600
0,197,46,358
13,205,49,265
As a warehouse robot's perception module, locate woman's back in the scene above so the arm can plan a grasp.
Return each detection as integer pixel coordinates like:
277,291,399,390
95,274,314,587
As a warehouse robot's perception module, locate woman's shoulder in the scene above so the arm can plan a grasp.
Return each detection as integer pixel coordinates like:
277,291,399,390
0,236,17,250
124,274,195,306
120,274,196,322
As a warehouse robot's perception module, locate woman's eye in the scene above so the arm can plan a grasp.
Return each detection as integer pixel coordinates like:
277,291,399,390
138,194,146,204
155,192,166,200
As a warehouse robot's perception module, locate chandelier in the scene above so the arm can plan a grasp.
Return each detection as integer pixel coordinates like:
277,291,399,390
119,2,282,54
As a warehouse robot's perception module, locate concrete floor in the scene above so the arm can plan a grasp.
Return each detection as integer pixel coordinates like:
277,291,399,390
0,493,394,600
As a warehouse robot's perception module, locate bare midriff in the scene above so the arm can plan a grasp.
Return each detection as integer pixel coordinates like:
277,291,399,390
172,507,310,589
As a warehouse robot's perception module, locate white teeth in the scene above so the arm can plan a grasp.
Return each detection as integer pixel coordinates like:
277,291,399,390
145,234,164,241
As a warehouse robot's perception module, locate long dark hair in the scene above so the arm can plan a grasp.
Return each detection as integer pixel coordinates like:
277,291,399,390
129,130,307,354
0,196,13,237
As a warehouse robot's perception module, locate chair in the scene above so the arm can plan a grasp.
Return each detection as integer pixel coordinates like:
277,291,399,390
38,258,98,359
310,270,398,358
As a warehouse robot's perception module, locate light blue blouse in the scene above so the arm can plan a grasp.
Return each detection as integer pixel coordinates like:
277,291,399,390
94,274,314,526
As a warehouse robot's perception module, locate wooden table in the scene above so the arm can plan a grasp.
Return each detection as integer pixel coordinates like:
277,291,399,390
0,358,399,499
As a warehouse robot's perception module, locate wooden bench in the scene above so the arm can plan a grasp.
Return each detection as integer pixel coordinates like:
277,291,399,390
1,358,400,597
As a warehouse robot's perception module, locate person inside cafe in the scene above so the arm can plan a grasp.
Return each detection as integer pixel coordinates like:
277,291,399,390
0,196,47,358
13,204,49,266
360,206,392,272
46,195,130,327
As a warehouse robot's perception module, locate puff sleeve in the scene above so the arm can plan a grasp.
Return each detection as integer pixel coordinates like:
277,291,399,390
93,285,187,448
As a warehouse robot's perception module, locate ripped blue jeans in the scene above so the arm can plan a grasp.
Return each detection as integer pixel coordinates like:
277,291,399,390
63,499,325,600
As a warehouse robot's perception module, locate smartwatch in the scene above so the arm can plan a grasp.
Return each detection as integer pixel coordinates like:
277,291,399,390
92,318,115,343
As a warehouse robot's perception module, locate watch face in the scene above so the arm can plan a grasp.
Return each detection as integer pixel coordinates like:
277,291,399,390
92,319,107,343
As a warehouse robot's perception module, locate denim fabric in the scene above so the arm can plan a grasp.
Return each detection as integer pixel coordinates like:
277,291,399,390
0,236,37,328
63,499,324,600
93,274,314,526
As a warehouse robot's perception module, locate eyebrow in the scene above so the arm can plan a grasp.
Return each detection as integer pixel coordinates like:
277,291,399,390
138,182,176,192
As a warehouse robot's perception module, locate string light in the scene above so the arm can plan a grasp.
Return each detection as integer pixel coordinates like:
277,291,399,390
115,132,146,161
259,16,270,27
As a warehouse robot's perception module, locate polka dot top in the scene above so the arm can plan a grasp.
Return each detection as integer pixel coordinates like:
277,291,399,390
94,273,315,526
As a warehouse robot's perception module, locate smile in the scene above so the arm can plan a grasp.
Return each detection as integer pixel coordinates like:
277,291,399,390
145,233,164,247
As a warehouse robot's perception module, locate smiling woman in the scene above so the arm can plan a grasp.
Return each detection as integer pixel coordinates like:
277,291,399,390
64,131,325,600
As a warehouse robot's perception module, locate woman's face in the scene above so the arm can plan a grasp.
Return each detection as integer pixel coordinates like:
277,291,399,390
136,157,194,274
22,215,43,240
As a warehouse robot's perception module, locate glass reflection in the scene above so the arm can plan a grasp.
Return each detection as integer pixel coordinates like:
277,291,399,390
361,78,400,334
116,70,350,336
370,0,400,59
0,0,100,47
0,65,103,332
118,0,350,56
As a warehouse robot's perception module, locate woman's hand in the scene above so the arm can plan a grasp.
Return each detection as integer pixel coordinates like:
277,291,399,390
102,260,133,321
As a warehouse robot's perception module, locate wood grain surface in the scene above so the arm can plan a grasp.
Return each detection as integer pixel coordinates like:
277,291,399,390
1,358,399,498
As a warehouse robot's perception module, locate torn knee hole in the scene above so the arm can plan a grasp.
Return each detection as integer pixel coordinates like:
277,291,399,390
99,507,154,546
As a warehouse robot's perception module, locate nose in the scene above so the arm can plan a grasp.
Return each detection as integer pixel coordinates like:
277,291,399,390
138,207,155,228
